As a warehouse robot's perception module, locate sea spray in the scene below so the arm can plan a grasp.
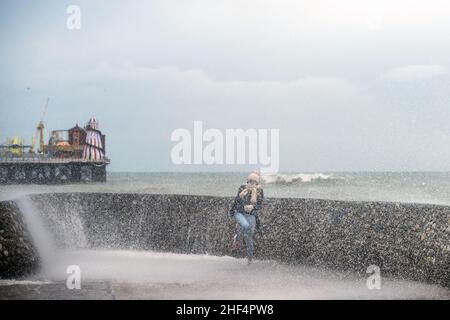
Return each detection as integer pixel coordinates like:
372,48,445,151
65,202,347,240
15,194,89,280
16,195,58,275
2,192,449,298
40,194,88,250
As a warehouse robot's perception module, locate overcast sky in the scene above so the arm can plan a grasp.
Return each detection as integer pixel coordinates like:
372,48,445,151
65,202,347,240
1,0,450,172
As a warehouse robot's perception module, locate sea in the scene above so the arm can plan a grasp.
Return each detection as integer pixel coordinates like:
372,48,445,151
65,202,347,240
1,171,450,205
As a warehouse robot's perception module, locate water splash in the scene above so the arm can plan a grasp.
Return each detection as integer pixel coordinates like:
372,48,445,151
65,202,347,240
41,196,88,250
16,195,58,275
6,193,449,299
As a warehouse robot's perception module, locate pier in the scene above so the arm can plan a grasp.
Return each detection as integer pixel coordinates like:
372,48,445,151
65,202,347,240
0,157,109,184
0,116,109,184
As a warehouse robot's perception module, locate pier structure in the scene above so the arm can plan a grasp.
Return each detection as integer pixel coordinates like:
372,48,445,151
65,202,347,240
0,115,110,184
0,157,109,184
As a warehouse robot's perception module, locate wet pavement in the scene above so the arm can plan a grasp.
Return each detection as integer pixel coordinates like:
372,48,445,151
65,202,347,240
1,250,449,300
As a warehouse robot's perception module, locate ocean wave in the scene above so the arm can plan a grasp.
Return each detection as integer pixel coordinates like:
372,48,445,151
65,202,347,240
261,173,337,184
0,280,52,286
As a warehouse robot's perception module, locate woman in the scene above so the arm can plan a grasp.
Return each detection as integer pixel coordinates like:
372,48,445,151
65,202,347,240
229,171,264,265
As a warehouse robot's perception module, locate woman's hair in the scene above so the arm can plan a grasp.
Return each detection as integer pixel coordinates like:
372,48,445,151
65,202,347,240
246,171,261,184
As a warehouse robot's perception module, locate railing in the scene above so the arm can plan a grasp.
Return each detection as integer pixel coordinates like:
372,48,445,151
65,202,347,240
0,156,110,164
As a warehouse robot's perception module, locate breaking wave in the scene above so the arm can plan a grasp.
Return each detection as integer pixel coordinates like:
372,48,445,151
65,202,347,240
261,173,338,184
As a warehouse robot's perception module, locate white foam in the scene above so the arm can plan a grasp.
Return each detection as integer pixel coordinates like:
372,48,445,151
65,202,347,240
0,280,51,286
262,173,335,184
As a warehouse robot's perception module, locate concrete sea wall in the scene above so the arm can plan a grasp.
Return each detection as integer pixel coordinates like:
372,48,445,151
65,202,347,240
1,193,449,286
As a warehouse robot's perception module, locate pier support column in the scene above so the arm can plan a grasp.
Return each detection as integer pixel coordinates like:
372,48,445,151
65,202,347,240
72,164,81,182
92,164,107,182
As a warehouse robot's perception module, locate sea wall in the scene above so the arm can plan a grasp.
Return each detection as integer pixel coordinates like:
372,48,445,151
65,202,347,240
0,201,39,279
1,193,449,286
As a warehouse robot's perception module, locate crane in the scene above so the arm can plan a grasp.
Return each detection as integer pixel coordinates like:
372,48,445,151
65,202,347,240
35,97,49,154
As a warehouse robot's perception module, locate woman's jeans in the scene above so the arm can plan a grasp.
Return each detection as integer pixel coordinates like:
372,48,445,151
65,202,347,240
234,212,256,259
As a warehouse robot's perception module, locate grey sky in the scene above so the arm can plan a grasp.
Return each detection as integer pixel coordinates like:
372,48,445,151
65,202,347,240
1,0,450,172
